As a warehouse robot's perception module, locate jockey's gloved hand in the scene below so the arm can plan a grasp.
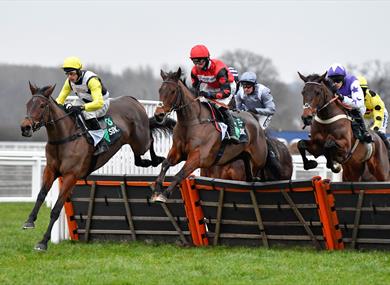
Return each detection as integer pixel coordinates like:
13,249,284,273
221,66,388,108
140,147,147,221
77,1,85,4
199,91,213,99
65,104,83,114
337,93,344,101
248,108,258,114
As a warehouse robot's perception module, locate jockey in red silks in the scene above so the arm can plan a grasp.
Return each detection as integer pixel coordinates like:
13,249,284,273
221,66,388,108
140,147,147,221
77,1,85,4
190,44,239,143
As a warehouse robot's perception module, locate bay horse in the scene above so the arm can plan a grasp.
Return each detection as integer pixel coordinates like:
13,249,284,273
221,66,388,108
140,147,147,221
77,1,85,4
151,68,268,203
20,83,174,251
201,137,293,181
297,72,389,181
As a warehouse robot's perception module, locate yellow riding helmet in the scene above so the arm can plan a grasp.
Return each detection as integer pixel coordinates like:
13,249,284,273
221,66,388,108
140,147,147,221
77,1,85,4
62,56,83,70
358,75,368,88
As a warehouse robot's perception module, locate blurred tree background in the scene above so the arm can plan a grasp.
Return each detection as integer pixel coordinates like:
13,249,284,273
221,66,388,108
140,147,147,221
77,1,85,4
1,51,389,141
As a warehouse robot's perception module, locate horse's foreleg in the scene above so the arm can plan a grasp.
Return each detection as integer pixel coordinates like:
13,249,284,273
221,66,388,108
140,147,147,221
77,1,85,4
34,174,77,251
162,151,200,201
297,139,319,170
151,147,182,202
324,140,342,173
23,167,57,229
152,150,199,204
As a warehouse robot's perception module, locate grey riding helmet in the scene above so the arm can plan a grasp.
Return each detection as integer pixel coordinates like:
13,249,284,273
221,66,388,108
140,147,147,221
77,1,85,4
239,71,257,84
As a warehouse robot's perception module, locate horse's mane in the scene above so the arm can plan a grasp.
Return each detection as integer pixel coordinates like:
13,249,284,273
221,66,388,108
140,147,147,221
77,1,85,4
305,73,335,93
36,86,52,95
33,85,63,108
164,70,188,86
164,69,198,97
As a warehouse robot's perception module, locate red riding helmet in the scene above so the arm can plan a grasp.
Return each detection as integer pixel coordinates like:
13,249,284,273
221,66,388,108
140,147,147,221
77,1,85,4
190,45,210,59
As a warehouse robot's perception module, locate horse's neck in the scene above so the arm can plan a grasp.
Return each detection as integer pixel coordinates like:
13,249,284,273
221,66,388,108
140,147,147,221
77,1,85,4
176,83,201,123
317,94,345,119
46,101,77,139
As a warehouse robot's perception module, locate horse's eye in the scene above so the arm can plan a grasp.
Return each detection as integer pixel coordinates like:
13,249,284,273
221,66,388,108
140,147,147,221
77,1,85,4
315,91,320,96
40,103,45,109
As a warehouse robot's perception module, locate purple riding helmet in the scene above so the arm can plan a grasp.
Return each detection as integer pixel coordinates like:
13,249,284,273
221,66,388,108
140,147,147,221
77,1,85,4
327,63,346,77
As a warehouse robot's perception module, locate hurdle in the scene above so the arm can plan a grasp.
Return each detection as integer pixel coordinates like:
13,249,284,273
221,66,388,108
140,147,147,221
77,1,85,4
64,175,198,246
180,176,342,249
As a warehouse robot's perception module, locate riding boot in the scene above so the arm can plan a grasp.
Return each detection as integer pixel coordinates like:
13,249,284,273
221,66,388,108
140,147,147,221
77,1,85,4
94,140,109,156
85,118,109,155
223,109,239,144
350,109,373,143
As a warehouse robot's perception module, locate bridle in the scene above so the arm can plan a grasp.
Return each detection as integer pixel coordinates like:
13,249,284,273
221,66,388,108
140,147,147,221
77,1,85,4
303,81,338,114
25,93,86,145
159,80,198,115
25,94,72,132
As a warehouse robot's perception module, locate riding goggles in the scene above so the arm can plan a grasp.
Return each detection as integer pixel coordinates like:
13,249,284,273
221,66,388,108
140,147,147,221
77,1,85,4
192,58,206,65
242,83,255,89
329,76,344,84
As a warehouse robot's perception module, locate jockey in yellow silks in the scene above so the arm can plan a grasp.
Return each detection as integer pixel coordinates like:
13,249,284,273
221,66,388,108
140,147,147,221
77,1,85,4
56,56,110,155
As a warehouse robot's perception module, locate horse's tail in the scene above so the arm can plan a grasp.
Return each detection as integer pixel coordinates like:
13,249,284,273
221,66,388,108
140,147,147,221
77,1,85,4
264,133,283,181
148,116,176,137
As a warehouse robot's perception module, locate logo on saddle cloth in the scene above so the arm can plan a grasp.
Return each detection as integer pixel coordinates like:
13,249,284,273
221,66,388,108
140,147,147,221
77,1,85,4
102,116,121,145
232,116,248,143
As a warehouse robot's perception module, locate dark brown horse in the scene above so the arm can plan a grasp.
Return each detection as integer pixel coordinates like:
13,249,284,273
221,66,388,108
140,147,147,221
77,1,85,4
297,72,389,181
20,83,174,250
201,137,293,181
151,68,268,202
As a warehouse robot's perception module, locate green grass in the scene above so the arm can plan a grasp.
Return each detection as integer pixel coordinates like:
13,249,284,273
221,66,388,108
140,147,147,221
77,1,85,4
1,203,390,285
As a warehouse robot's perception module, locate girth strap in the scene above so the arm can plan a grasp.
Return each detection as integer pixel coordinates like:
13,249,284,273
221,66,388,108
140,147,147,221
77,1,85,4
48,132,85,145
314,114,352,124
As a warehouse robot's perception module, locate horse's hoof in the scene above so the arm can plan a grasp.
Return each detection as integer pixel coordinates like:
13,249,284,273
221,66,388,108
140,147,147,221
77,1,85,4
34,243,47,252
23,221,35,229
151,193,167,204
304,160,318,170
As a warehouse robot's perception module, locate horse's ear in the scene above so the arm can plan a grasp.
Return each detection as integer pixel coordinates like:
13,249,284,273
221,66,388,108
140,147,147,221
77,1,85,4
319,72,327,82
43,85,56,97
160,69,168,80
29,81,37,95
297,72,308,83
175,67,182,80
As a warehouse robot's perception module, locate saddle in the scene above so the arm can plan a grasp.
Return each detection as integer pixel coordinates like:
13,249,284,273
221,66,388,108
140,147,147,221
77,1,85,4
75,113,122,146
201,101,248,143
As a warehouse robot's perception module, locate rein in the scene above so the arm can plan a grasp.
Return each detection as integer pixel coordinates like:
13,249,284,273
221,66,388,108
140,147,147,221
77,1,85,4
159,80,204,124
161,80,199,112
26,94,73,130
27,94,84,145
303,81,345,120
